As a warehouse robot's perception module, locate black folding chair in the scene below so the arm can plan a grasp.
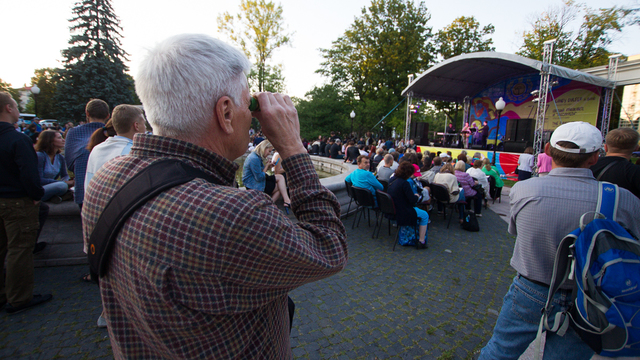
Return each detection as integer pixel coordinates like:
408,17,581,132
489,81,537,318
375,190,418,251
345,181,355,218
487,175,502,203
378,179,389,192
351,186,379,232
430,183,464,229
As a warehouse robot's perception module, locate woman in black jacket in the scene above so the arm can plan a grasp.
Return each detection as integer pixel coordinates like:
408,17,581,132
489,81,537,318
387,162,429,249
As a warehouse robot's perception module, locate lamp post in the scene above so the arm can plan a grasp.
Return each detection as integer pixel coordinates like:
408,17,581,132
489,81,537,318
492,97,506,165
350,110,356,138
30,84,40,118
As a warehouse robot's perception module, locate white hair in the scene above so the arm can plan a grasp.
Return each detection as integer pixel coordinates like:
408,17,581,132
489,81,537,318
136,34,251,141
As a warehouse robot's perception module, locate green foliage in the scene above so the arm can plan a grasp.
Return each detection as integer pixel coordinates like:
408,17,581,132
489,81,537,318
317,0,434,136
517,0,638,69
23,68,60,119
434,16,495,60
218,0,292,92
54,0,134,123
0,78,22,112
247,64,285,93
296,85,350,140
433,16,495,128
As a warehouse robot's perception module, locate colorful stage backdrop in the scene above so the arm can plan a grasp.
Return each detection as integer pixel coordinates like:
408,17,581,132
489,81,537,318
468,74,602,146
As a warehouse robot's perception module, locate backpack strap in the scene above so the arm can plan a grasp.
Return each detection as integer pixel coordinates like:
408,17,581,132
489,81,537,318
596,182,618,221
533,232,578,359
87,159,221,281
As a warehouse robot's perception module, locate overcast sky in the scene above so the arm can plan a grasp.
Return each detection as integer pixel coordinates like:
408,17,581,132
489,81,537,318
4,0,639,98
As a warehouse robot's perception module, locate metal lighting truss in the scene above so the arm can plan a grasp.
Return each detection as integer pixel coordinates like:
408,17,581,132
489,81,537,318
600,54,621,139
532,39,556,173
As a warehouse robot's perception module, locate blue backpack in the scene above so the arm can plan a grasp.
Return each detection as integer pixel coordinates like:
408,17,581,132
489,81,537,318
535,182,640,358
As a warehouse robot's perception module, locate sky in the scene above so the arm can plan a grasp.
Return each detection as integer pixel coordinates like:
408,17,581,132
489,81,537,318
4,0,639,98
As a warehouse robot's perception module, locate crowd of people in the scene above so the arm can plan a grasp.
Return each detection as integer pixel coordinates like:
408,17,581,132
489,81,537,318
1,32,639,359
343,142,500,250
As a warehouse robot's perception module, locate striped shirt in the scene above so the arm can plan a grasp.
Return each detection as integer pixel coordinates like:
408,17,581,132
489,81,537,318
509,167,640,288
82,134,348,359
64,122,104,205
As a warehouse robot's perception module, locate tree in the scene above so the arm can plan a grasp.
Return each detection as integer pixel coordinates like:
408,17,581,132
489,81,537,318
517,0,638,69
54,0,134,123
23,68,60,119
318,0,434,135
296,85,350,140
433,16,495,128
247,64,285,93
0,79,22,112
435,16,494,61
218,0,292,92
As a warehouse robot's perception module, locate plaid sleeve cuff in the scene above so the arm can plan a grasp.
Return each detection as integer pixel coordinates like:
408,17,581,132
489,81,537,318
281,153,319,188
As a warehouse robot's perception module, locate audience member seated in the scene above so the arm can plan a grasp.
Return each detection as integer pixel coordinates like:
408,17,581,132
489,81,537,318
377,150,398,172
344,140,360,164
377,154,395,182
433,164,465,223
330,139,343,159
242,140,291,213
345,155,383,207
420,155,432,173
387,162,429,249
35,130,74,203
370,148,385,172
467,160,490,200
457,153,471,170
482,158,503,200
454,160,483,217
420,156,442,184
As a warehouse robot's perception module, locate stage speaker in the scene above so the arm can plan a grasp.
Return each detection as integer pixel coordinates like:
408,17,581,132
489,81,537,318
505,119,534,142
410,122,429,145
503,140,531,153
470,144,484,150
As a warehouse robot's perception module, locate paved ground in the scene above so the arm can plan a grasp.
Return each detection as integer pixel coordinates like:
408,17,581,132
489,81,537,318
1,198,518,359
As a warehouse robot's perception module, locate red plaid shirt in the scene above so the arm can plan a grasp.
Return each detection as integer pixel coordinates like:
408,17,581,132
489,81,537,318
82,134,348,359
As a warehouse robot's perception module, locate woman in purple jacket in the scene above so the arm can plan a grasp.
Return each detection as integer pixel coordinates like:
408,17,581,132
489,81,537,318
454,160,482,216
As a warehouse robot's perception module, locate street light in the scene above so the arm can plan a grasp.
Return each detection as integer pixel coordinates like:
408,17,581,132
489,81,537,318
492,97,506,165
350,110,356,138
30,84,40,118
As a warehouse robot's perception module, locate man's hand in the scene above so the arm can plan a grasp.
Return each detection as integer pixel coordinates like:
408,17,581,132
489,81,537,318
66,179,75,187
252,92,307,159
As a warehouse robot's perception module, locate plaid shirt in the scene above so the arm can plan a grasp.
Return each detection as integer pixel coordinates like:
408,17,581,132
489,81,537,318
82,134,348,359
64,122,104,204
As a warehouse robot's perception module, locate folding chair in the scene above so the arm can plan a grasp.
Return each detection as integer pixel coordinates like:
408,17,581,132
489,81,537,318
344,181,355,218
351,186,379,232
429,183,464,229
375,190,418,251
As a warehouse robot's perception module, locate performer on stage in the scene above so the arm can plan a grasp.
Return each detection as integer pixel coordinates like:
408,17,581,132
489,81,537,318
445,123,457,147
461,123,471,149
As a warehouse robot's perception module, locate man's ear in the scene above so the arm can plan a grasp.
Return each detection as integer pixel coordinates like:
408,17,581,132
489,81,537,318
604,144,609,153
544,142,551,156
214,96,234,134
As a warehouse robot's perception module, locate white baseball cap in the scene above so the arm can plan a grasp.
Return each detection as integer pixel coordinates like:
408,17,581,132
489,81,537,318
550,121,602,154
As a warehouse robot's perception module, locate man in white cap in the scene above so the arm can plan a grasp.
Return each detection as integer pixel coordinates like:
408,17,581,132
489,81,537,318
479,121,640,359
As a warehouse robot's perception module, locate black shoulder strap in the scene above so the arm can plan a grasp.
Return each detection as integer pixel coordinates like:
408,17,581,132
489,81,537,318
87,159,221,281
595,160,619,181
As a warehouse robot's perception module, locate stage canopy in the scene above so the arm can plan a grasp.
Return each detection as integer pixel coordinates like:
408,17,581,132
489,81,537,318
402,52,615,103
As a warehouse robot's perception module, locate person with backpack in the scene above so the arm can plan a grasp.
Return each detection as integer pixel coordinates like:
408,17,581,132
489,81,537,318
478,121,640,360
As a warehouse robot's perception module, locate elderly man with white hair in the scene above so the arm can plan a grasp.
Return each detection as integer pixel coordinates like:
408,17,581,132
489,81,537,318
81,34,348,359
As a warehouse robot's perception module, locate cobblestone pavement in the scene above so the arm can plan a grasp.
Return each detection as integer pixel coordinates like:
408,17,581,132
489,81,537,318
1,207,516,359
